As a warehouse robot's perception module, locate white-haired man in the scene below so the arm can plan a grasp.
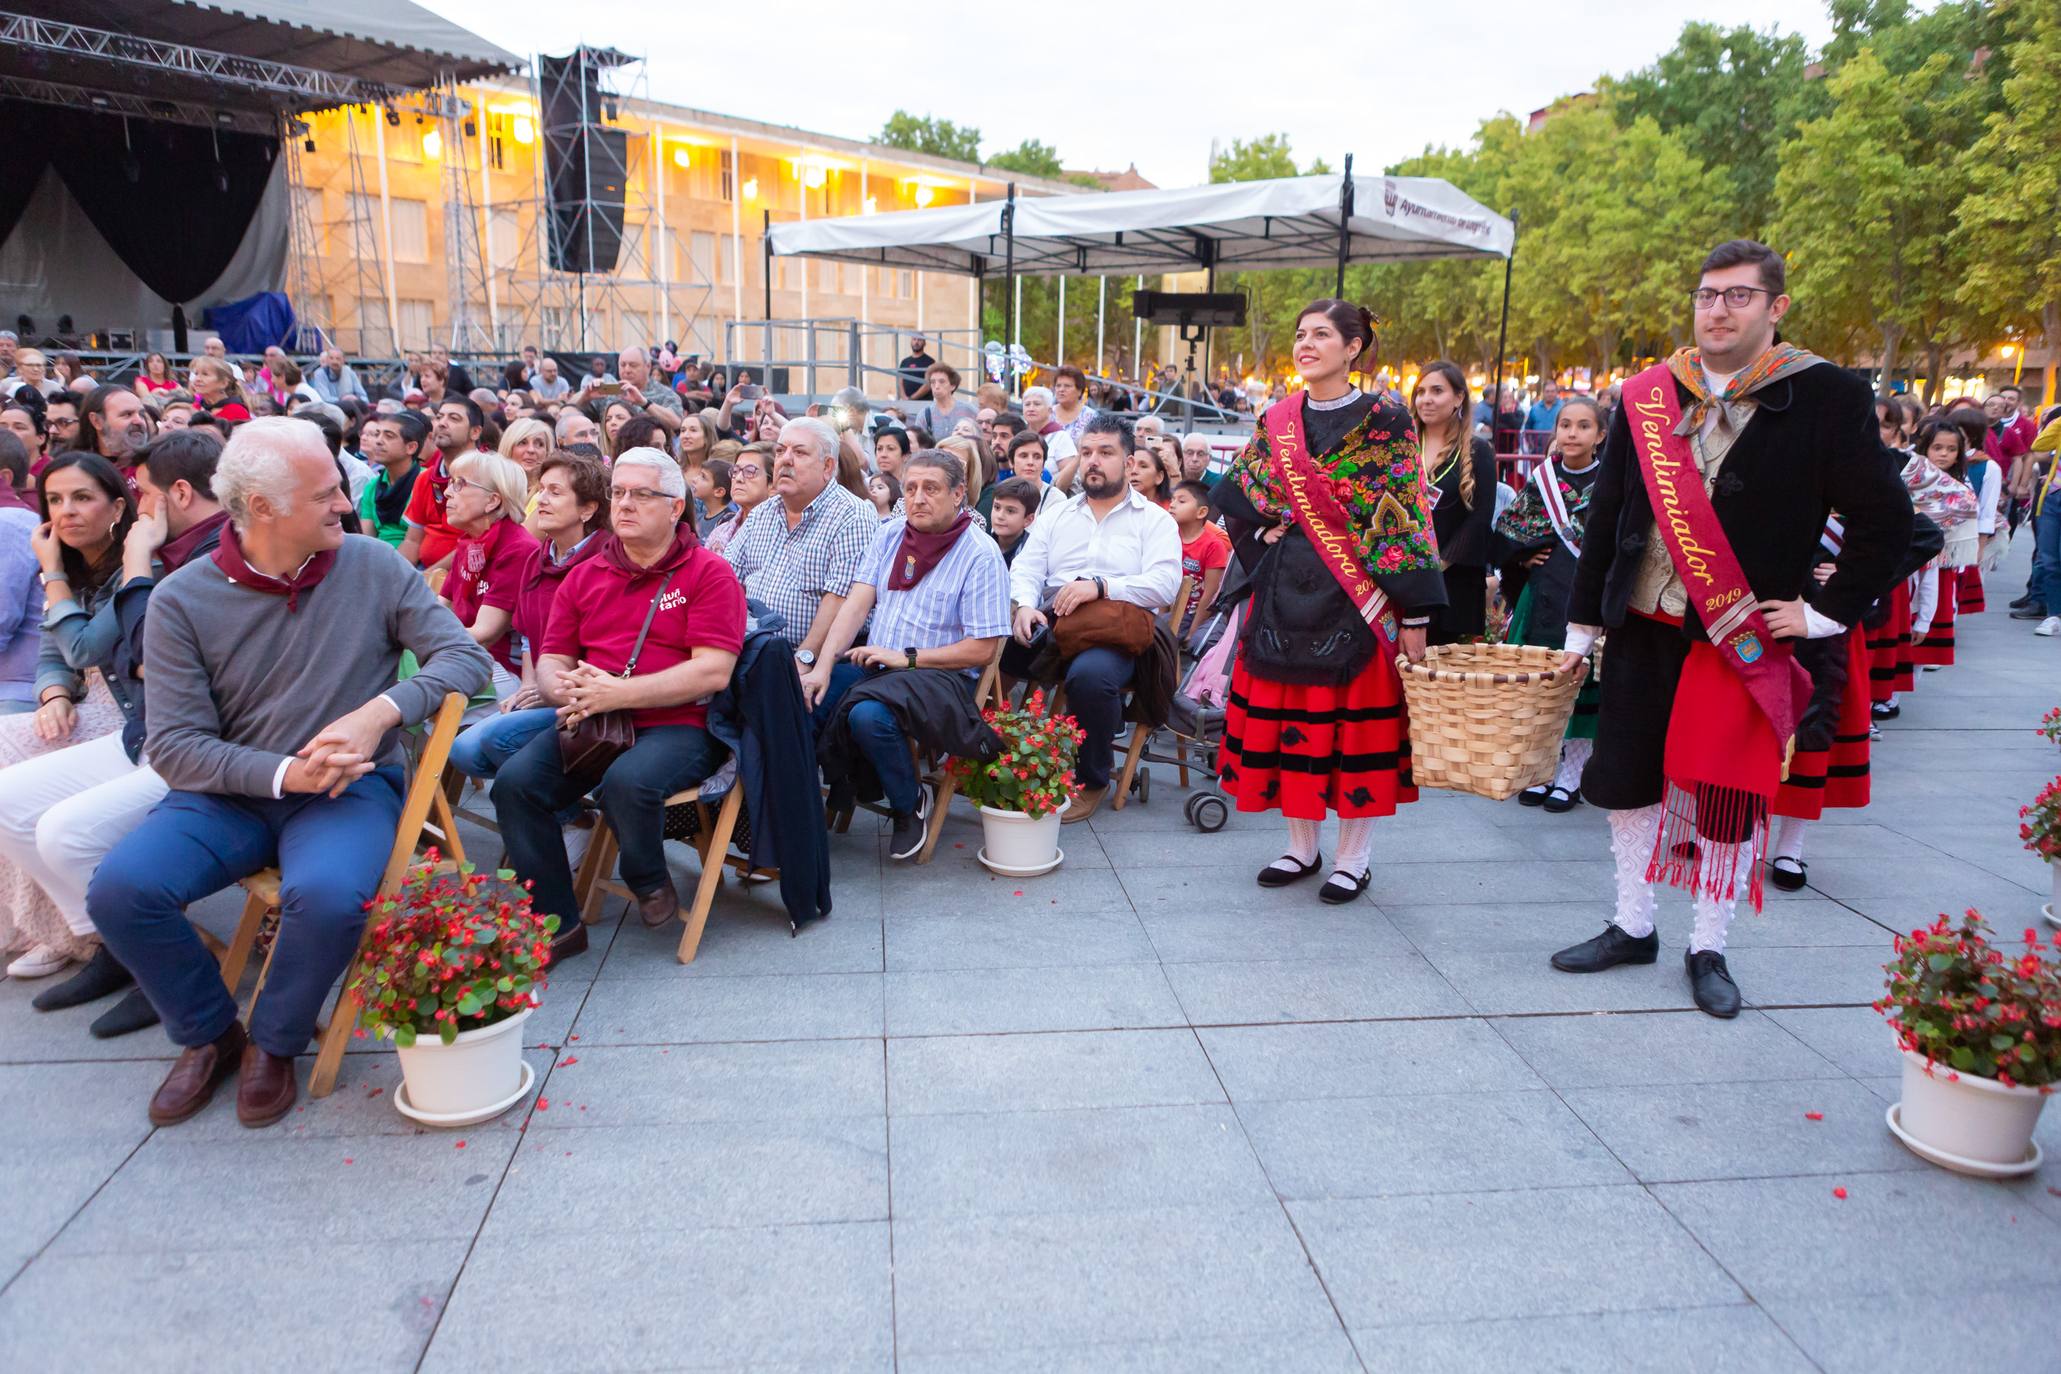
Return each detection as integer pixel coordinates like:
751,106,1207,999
307,347,368,405
492,448,745,934
721,416,877,725
87,418,493,1128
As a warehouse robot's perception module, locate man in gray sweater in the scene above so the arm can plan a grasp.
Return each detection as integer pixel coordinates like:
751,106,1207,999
88,417,492,1129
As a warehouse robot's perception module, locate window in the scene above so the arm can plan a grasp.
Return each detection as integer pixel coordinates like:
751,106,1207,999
398,299,436,350
488,207,519,271
718,235,735,285
720,148,735,202
898,270,914,299
386,198,430,262
690,231,716,286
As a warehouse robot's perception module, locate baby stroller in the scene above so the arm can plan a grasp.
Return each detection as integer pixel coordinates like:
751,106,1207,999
1157,597,1242,832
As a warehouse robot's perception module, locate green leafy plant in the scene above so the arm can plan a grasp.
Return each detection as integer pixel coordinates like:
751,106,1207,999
1875,910,2061,1090
348,856,557,1048
948,688,1084,819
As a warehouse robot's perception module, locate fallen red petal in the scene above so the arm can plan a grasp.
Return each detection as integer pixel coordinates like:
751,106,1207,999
1832,1187,1847,1199
536,1097,550,1111
1012,889,1023,896
560,1056,579,1067
343,1157,354,1165
1804,1112,1823,1121
455,1140,467,1149
569,1034,581,1041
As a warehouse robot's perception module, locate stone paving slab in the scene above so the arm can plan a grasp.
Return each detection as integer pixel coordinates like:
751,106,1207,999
2,550,2056,1369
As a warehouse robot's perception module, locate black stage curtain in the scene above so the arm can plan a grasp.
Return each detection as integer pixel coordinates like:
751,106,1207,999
0,101,278,304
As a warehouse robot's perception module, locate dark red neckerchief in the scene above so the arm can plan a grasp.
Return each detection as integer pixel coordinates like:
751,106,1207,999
209,522,336,612
159,509,231,572
887,511,973,590
0,480,30,511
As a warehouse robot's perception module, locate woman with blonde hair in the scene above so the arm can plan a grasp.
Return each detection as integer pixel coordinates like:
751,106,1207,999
498,416,554,515
440,449,541,701
676,409,719,473
934,436,991,528
186,355,251,423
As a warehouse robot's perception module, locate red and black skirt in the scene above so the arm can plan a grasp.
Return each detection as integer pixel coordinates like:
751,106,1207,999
1865,581,1912,704
1958,564,1986,615
1220,649,1415,820
1908,567,1957,667
1775,630,1872,820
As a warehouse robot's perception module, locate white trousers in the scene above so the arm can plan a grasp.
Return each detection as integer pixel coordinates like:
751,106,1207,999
0,732,168,938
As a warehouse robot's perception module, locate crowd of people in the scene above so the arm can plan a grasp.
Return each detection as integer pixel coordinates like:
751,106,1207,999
0,240,2053,1125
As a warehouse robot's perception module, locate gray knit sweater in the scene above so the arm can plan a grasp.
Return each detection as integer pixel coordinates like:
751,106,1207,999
143,533,493,797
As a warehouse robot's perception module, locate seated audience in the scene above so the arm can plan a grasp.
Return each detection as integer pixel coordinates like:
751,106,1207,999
491,447,745,943
399,397,487,570
441,451,542,698
987,477,1040,566
555,407,601,449
704,443,770,556
1005,416,1181,821
868,471,901,520
692,458,736,540
1170,479,1230,639
0,432,37,709
86,418,492,1127
499,417,553,516
357,410,428,547
1004,430,1068,514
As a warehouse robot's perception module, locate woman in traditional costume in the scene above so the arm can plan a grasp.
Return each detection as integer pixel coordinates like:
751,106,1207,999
1493,397,1605,812
1212,300,1446,903
1901,419,1980,673
1410,362,1500,644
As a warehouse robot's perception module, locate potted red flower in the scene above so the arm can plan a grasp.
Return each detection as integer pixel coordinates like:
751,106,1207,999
347,857,556,1126
2024,706,2061,928
1875,910,2061,1176
947,689,1084,876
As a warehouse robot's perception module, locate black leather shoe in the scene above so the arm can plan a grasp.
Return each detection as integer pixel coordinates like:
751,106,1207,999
2009,594,2034,610
90,986,161,1038
1768,857,1808,892
1518,784,1550,808
1686,949,1742,1018
1551,925,1660,973
1318,868,1372,904
2009,605,2049,621
1257,854,1323,888
1870,702,1900,720
1542,786,1582,814
31,944,133,1011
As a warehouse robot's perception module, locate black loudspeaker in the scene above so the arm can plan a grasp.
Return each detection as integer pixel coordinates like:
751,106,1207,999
1132,291,1246,328
769,366,790,393
539,49,628,275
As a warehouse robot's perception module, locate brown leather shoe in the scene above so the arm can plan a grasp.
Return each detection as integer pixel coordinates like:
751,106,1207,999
1061,786,1107,824
235,1044,298,1128
634,881,681,927
550,920,590,964
148,1021,247,1126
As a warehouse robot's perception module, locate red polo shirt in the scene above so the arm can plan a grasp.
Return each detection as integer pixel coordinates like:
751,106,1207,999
447,517,540,672
404,449,463,567
513,531,602,651
542,530,746,729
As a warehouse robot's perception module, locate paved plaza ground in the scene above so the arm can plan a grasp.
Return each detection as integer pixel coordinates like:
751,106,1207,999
4,555,2059,1372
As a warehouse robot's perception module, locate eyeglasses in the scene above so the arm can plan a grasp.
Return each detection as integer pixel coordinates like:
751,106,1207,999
732,464,763,478
445,475,481,494
609,486,669,505
1691,286,1774,310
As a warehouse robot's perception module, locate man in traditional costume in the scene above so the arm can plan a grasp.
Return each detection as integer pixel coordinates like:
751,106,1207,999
1547,240,1913,1017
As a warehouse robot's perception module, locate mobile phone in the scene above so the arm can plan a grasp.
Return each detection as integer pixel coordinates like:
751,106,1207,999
593,380,622,395
739,383,764,400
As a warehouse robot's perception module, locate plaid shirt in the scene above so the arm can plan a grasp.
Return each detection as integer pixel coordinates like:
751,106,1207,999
721,481,876,644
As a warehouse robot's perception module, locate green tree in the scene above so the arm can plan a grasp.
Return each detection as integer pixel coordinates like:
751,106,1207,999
986,139,1064,179
1208,136,1334,371
1954,0,2061,407
876,111,981,163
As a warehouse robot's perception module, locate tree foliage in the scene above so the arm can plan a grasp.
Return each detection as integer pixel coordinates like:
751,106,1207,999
876,111,982,164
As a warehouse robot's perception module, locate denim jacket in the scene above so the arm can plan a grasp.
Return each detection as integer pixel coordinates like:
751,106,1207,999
36,570,144,728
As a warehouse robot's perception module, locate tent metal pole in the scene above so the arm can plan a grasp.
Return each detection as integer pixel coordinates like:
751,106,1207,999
762,208,772,320
1003,182,1017,394
1096,276,1106,376
1057,275,1065,370
1334,152,1353,298
1488,209,1518,457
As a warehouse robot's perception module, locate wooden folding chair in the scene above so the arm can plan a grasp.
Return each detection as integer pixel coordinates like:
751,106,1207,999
215,692,470,1100
1046,681,1151,812
573,777,768,963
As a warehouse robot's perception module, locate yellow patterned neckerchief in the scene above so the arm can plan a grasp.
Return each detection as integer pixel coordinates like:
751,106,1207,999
1664,342,1823,438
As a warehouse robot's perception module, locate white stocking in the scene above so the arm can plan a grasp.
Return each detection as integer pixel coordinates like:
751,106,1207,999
1267,817,1322,874
1608,804,1661,939
1333,817,1376,879
1690,846,1751,954
1553,738,1592,793
1772,815,1809,864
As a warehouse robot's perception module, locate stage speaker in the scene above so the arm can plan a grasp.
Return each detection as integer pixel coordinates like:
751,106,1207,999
539,49,628,275
1132,291,1246,328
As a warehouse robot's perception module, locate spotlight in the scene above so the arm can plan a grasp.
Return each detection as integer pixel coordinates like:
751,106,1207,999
672,146,689,169
421,129,442,159
511,116,534,145
384,107,400,126
463,118,476,138
304,137,316,153
603,97,619,121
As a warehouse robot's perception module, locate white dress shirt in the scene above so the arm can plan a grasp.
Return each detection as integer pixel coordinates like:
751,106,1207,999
1007,487,1182,613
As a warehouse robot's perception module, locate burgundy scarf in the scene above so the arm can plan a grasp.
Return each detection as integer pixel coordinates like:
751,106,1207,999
887,511,973,590
159,509,231,573
209,522,336,612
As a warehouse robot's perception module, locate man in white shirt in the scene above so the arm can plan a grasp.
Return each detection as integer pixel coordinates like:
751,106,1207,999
1006,415,1181,821
530,356,571,401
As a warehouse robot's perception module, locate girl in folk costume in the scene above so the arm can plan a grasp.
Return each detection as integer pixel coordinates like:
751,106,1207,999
1864,401,1921,719
1213,300,1446,903
1493,396,1606,812
1955,407,2002,614
1770,506,1946,889
1901,419,1980,671
1410,362,1499,645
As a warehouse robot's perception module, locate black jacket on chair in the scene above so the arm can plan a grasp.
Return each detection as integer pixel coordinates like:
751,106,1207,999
706,628,832,929
819,668,1003,814
1568,363,1914,639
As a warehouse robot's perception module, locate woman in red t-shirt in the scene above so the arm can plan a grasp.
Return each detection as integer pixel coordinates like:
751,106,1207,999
440,451,541,700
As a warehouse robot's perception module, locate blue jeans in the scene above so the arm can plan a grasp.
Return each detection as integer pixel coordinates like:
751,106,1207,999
2035,499,2061,616
87,769,403,1055
1061,647,1137,788
492,722,725,921
847,699,922,814
811,660,865,734
448,706,558,779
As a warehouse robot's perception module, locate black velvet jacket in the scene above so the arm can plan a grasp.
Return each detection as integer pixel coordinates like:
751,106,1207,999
1568,363,1913,637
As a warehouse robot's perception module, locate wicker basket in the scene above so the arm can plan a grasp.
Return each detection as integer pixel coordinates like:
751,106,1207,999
1399,643,1590,801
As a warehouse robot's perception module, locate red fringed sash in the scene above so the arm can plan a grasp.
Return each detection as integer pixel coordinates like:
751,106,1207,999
1623,364,1810,911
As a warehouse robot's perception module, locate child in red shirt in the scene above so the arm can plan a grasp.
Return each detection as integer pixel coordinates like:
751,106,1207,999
1170,479,1229,640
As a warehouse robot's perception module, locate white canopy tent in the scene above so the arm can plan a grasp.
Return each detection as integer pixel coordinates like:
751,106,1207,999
766,159,1519,408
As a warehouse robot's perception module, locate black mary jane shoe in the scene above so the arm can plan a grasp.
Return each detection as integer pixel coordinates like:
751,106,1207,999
1318,868,1372,905
1541,786,1582,814
1870,701,1900,720
1768,856,1808,892
1518,784,1550,808
1257,854,1324,888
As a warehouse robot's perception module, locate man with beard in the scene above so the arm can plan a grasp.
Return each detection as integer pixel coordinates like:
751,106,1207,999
80,385,152,491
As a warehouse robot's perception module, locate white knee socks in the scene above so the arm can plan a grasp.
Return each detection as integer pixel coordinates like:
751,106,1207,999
1772,815,1809,864
1333,818,1376,879
1267,817,1323,874
1608,804,1661,938
1690,845,1750,954
1553,738,1592,793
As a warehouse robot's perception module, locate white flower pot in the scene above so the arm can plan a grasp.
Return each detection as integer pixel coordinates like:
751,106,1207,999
392,1004,533,1126
977,803,1067,877
1892,1046,2048,1173
2046,862,2060,930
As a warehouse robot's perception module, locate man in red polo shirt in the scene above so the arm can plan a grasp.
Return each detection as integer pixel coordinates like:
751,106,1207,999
397,396,486,571
488,447,745,956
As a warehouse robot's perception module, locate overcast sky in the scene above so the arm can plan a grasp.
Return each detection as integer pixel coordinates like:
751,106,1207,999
422,1,1840,189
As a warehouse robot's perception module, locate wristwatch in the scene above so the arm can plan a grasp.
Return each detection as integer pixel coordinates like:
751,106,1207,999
794,648,817,668
904,647,919,669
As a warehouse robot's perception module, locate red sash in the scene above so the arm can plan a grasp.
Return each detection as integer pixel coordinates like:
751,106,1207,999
1623,363,1810,909
1263,395,1393,648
